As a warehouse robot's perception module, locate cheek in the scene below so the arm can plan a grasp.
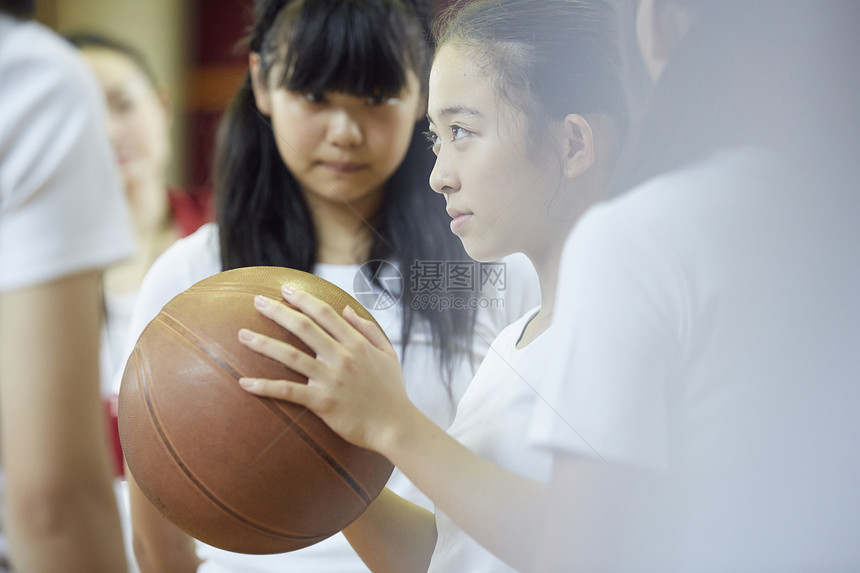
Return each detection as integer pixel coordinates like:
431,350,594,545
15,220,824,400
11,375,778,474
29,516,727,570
272,103,321,151
122,108,167,154
270,115,318,175
482,153,536,214
368,112,417,168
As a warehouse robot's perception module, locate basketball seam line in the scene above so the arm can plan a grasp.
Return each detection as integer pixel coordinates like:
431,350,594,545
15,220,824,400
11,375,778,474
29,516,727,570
157,311,376,506
135,344,323,541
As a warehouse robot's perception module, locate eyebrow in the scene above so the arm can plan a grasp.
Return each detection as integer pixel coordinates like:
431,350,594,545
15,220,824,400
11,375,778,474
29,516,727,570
426,105,483,125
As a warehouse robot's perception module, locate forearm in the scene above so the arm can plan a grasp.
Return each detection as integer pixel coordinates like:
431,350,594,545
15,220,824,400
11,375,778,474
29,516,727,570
379,409,547,572
127,469,201,573
343,488,437,573
0,271,127,571
235,292,545,568
3,479,127,573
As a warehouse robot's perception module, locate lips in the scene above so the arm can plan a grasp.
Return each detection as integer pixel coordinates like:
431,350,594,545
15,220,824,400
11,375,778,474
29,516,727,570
446,207,473,234
446,207,472,219
320,161,366,174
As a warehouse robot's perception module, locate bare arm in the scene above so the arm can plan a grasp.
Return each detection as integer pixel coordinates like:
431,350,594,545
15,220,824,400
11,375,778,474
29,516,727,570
343,488,438,573
126,467,201,573
372,408,547,571
237,290,547,570
0,270,127,572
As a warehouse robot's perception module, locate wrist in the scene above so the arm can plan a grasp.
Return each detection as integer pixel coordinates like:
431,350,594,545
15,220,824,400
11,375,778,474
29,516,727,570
375,405,432,464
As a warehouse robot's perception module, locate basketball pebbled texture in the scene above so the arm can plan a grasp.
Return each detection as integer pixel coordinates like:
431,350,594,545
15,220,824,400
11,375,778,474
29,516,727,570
118,266,394,554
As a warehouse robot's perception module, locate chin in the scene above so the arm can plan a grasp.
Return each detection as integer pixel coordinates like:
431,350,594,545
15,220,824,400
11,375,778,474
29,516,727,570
462,242,509,264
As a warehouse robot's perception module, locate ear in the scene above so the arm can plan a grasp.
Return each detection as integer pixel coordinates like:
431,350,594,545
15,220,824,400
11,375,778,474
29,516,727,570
560,114,596,180
637,0,695,81
249,52,272,116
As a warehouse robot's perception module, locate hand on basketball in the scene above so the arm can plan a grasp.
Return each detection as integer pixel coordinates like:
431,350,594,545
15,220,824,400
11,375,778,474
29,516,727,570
237,286,416,454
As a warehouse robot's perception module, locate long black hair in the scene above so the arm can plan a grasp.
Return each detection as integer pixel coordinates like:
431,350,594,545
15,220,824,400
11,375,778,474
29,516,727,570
215,0,476,384
612,0,860,195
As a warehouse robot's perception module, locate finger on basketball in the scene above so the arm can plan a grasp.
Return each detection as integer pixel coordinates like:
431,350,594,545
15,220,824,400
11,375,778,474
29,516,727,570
343,306,390,352
281,287,361,345
237,328,326,381
253,295,337,357
238,377,317,407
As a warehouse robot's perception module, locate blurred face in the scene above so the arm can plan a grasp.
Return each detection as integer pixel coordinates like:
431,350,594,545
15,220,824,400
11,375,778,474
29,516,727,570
252,55,424,216
427,45,563,262
81,48,170,191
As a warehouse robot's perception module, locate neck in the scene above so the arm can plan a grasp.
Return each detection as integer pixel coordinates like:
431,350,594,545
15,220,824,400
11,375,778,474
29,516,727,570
517,236,565,349
127,179,170,236
104,179,176,295
306,191,382,265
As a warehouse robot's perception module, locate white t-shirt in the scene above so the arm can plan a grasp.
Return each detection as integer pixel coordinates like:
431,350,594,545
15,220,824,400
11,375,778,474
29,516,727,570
0,13,135,569
530,148,860,571
428,309,558,573
117,222,539,573
0,15,134,292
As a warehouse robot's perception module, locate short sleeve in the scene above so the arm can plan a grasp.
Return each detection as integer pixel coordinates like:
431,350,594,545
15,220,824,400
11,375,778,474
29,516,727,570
528,202,686,471
0,19,135,292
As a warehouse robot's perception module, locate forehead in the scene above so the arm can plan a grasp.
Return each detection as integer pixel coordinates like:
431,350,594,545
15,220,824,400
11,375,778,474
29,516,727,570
81,48,148,91
428,44,497,122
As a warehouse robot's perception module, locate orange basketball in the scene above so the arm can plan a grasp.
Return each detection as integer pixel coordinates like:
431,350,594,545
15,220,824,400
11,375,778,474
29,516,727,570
118,266,393,554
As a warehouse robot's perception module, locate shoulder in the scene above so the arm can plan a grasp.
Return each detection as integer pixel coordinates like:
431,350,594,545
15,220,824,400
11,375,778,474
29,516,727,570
603,147,784,227
146,223,222,287
567,147,790,282
128,223,223,349
0,16,114,204
0,18,99,114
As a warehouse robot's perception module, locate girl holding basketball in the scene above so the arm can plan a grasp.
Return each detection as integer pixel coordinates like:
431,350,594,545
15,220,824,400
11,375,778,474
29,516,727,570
119,0,538,572
237,0,629,571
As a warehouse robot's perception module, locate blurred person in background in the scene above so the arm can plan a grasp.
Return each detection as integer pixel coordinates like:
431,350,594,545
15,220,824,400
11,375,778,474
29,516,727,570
531,0,860,571
66,32,212,399
0,0,134,571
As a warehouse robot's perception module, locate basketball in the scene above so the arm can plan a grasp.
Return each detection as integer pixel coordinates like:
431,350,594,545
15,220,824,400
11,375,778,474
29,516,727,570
117,266,394,554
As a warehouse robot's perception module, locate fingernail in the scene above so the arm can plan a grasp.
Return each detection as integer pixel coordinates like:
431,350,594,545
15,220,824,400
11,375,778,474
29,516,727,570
238,329,254,343
282,284,295,297
254,295,269,308
239,378,257,390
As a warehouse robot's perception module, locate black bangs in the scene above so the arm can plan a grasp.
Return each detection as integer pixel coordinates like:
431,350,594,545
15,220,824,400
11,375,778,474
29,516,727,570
271,0,422,98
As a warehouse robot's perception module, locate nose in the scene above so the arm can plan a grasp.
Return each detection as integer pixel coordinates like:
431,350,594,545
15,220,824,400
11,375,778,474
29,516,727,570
327,109,363,148
429,147,459,195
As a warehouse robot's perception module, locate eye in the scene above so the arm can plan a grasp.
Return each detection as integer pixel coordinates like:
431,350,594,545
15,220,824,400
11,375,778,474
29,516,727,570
366,93,396,106
423,129,441,154
302,92,326,104
450,125,471,141
108,94,135,115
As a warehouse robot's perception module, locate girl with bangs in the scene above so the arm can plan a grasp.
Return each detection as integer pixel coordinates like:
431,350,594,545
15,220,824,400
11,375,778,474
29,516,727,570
119,0,538,571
